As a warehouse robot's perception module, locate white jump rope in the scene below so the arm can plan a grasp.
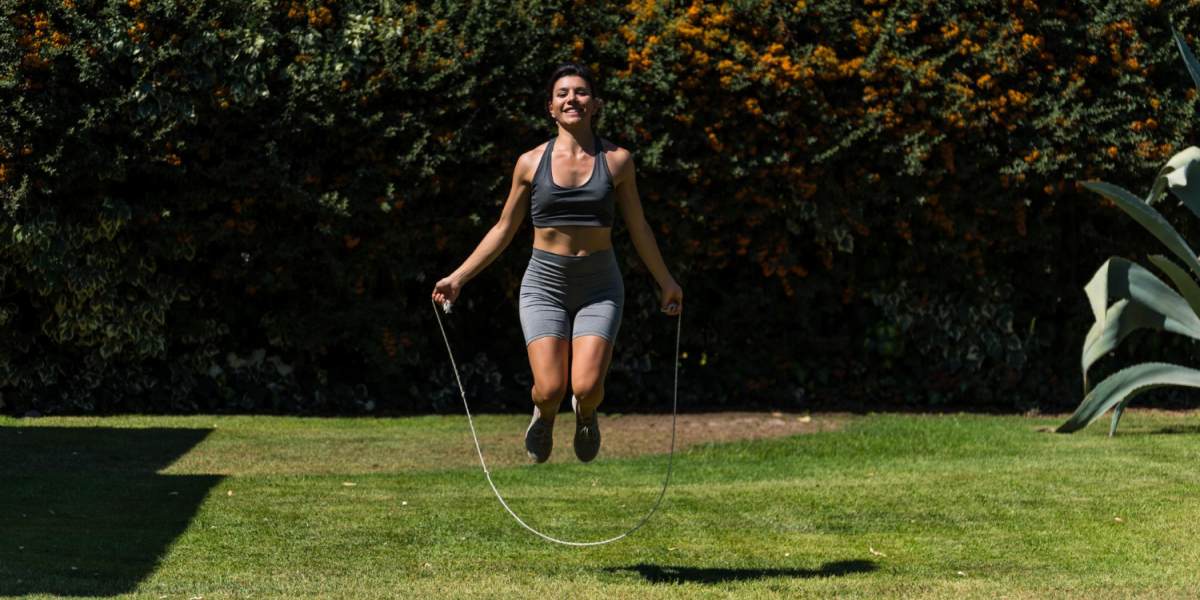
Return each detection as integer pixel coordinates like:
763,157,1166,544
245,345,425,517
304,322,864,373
431,297,681,546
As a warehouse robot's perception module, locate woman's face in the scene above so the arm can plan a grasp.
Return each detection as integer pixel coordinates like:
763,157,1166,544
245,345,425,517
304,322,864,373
548,75,599,126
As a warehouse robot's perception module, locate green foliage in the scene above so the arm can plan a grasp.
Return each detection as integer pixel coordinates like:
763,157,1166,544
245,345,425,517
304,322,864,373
3,0,1200,414
1060,24,1200,434
1060,171,1200,433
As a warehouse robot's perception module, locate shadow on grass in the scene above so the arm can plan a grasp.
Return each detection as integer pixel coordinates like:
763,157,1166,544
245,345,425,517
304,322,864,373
0,425,220,597
1094,424,1200,436
1143,424,1200,435
605,559,878,584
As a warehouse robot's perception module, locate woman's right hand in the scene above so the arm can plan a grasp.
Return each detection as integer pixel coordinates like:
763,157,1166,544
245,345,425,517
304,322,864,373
432,276,463,307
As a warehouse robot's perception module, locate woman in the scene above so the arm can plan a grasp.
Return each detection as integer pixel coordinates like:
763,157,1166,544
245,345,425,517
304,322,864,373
431,63,683,464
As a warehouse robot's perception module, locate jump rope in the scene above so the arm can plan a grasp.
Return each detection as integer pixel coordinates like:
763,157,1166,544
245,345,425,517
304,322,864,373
431,297,682,546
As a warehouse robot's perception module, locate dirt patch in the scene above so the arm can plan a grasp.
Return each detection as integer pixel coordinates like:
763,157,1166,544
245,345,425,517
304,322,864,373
465,411,849,468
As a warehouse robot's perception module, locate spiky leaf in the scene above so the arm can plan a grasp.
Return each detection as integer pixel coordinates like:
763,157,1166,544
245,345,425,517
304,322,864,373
1146,147,1200,219
1082,181,1200,280
1081,257,1200,393
1173,27,1200,94
1082,299,1165,391
1082,257,1200,334
1110,399,1131,437
1146,254,1200,316
1058,362,1200,434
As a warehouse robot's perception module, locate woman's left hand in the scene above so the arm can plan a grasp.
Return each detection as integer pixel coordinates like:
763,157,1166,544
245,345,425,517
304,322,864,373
659,279,683,316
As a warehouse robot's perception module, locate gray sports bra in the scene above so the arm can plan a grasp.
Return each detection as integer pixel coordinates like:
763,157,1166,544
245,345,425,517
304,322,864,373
529,135,614,228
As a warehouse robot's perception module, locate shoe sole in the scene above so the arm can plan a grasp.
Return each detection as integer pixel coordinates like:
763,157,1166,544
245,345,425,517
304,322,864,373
572,395,601,463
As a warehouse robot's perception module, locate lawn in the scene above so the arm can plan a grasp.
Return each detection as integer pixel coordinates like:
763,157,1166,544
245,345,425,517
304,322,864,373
2,409,1199,598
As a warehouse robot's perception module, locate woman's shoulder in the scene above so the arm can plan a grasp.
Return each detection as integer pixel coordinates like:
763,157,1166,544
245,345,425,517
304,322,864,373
513,140,553,180
600,137,634,178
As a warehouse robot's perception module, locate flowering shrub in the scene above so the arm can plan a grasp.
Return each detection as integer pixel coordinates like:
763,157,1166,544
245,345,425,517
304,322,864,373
2,0,1199,414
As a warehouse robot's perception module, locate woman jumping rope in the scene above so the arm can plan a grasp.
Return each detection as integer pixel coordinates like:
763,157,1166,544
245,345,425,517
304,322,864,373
431,63,684,464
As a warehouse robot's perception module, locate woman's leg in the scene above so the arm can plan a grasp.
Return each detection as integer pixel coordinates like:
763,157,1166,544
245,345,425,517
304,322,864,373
568,334,613,462
518,249,575,462
527,336,570,417
568,248,623,418
570,335,614,417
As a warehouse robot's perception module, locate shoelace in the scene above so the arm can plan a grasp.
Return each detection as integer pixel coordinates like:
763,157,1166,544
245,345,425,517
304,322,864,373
432,297,681,546
576,424,595,444
576,412,595,435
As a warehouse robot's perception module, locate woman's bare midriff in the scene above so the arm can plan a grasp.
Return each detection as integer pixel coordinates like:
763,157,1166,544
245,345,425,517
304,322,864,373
533,225,613,256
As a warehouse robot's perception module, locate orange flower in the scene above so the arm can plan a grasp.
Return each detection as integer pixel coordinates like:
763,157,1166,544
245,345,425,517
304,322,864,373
705,128,723,152
382,328,398,358
309,6,333,28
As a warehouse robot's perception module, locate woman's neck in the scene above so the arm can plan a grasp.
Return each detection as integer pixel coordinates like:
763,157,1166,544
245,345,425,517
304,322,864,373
555,126,595,154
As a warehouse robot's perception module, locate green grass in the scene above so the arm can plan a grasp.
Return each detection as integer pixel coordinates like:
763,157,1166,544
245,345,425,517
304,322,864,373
3,410,1200,598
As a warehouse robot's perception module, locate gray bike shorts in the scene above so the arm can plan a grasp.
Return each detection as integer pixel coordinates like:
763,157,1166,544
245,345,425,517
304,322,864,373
519,247,624,346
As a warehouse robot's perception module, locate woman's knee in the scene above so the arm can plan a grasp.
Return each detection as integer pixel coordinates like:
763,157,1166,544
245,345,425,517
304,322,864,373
527,336,569,404
570,335,613,400
532,377,568,404
572,378,604,401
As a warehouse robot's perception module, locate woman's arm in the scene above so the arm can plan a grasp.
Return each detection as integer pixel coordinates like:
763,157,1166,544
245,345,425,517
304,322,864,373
432,151,535,306
611,146,684,315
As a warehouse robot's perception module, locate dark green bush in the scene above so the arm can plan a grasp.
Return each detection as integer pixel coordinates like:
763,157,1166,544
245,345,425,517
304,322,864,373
2,0,1199,415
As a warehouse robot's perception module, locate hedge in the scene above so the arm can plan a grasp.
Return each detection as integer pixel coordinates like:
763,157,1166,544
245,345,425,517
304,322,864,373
3,0,1200,415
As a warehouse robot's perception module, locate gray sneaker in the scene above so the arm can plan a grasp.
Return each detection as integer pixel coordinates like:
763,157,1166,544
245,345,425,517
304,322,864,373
524,405,554,463
572,395,601,463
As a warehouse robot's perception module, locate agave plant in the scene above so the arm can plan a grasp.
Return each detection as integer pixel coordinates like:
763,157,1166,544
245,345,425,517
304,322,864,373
1058,28,1200,435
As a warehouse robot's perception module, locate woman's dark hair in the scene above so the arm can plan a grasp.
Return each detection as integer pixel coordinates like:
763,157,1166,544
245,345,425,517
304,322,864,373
544,63,602,130
544,63,600,102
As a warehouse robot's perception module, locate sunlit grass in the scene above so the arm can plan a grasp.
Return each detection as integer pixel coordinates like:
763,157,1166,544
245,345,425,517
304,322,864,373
2,410,1199,598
